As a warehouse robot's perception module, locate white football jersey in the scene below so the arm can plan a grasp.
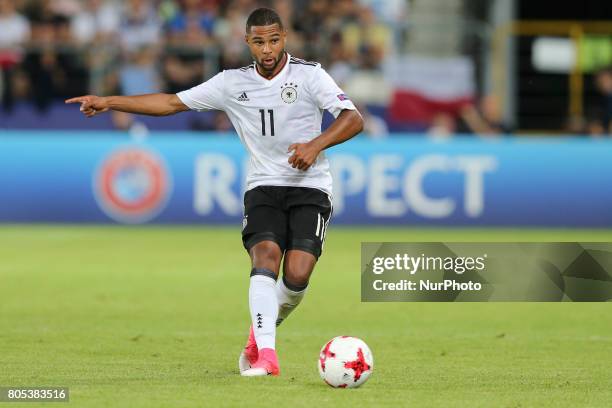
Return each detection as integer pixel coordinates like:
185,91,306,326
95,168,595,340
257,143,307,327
177,53,356,196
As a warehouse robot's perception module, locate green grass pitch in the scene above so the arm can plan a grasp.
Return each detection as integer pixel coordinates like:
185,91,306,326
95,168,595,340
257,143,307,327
1,226,611,407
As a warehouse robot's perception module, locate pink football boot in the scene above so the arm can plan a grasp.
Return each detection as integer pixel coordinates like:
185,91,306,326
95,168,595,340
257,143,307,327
240,348,280,377
238,326,258,373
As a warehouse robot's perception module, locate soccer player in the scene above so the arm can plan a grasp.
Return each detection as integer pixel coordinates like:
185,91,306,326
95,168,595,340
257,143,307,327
66,7,363,377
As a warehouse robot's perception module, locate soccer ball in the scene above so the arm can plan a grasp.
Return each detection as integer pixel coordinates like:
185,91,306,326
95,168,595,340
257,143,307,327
318,336,374,388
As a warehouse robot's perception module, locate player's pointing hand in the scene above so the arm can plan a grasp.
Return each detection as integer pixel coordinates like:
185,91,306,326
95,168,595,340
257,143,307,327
65,95,109,118
288,142,321,171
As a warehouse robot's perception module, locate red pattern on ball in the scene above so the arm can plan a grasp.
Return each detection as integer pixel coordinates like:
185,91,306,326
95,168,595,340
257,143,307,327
319,339,336,372
344,347,371,382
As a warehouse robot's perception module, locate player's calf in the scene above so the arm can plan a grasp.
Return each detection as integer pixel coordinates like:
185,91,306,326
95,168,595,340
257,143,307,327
276,274,308,326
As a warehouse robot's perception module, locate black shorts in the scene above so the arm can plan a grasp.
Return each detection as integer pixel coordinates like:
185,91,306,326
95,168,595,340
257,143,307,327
241,186,333,259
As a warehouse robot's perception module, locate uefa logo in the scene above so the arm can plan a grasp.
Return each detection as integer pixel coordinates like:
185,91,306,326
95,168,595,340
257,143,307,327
93,148,172,223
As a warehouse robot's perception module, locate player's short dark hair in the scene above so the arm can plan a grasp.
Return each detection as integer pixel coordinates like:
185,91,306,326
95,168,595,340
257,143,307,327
246,8,284,33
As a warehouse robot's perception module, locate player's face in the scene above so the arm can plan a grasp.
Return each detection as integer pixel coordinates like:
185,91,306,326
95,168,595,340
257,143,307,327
245,24,287,74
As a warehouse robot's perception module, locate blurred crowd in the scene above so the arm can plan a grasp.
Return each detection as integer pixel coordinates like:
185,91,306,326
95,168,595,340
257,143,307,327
579,66,612,136
0,0,402,115
0,0,610,136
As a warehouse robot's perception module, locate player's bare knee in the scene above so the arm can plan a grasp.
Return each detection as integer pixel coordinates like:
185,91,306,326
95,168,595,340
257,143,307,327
284,251,317,287
250,241,282,272
283,268,310,288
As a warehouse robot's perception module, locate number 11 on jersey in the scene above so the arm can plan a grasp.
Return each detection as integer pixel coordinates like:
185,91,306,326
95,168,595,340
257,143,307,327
259,109,275,136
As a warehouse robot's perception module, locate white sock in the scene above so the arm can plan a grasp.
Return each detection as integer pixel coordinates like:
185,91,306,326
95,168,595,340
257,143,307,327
276,276,307,326
249,273,278,350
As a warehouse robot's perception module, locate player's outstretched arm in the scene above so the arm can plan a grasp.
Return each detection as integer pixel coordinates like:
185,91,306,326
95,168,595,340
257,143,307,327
288,109,363,171
65,94,190,118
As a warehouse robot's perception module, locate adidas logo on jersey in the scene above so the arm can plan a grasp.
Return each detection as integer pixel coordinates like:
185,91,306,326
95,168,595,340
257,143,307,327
237,92,249,102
